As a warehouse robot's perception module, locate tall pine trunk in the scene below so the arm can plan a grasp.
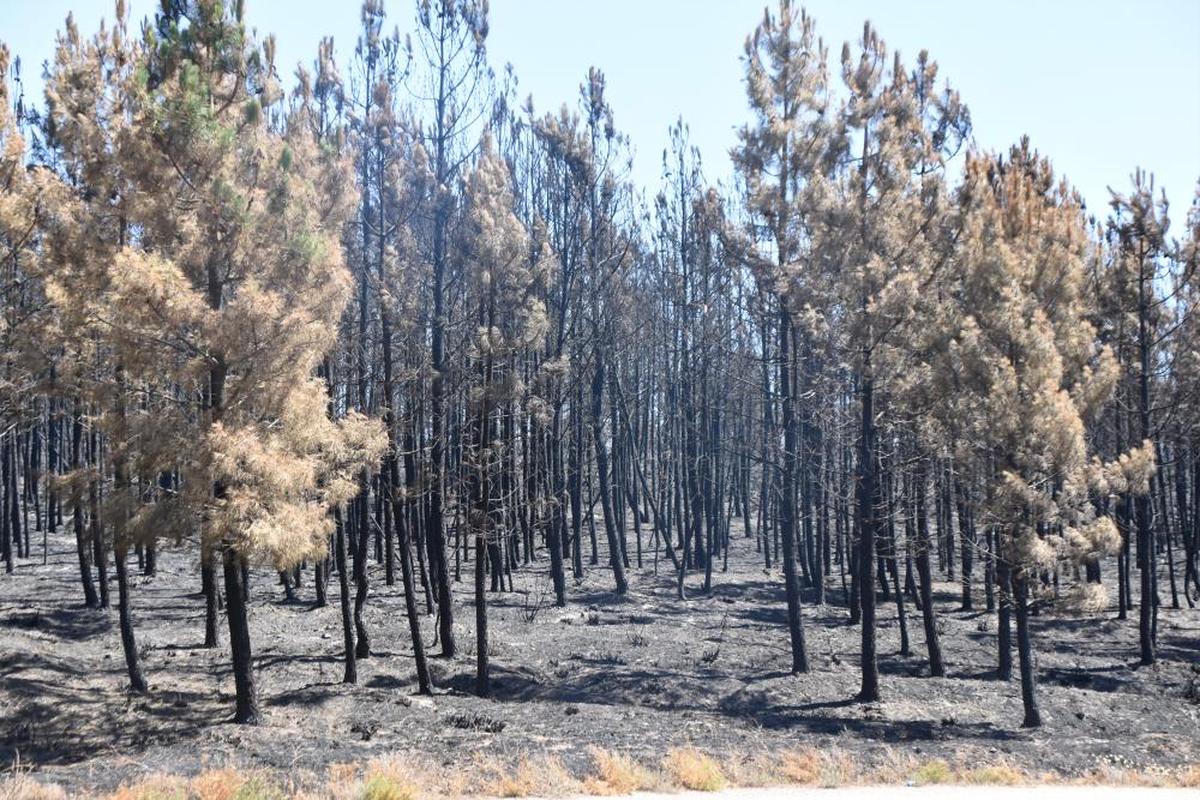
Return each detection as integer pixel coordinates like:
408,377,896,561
222,546,259,723
913,463,944,676
777,310,808,673
1014,569,1041,727
857,355,879,701
113,542,147,693
590,351,628,595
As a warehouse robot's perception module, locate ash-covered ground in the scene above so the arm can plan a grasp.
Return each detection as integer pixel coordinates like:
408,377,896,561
2,523,1198,793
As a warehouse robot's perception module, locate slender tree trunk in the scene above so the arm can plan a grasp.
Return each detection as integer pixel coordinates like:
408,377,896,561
857,360,879,701
222,546,259,724
1136,248,1156,665
334,508,356,684
997,556,1013,681
70,408,98,607
113,542,147,693
202,542,220,648
88,444,109,609
1014,568,1041,727
777,310,808,673
913,464,944,676
548,409,567,606
353,487,371,659
590,351,628,595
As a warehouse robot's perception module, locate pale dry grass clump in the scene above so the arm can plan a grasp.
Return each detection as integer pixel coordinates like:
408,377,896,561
660,747,726,792
858,747,919,785
478,755,579,798
774,746,860,787
960,762,1028,785
580,747,658,795
812,750,857,787
715,751,777,788
323,755,468,800
106,770,286,800
357,773,416,800
776,748,822,785
189,768,254,800
911,759,952,785
770,748,1030,788
106,774,190,800
0,772,68,800
1073,764,1181,788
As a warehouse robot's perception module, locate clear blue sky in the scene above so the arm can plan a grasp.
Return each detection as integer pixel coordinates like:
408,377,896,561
5,0,1199,221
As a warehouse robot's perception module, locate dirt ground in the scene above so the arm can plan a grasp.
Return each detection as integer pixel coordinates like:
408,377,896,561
1,522,1198,795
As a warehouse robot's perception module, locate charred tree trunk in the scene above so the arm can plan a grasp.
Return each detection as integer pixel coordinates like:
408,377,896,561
222,545,259,724
777,309,808,674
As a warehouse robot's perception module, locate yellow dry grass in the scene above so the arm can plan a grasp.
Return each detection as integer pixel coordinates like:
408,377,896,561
2,747,1196,797
479,755,578,799
580,748,657,796
0,772,68,800
660,747,726,792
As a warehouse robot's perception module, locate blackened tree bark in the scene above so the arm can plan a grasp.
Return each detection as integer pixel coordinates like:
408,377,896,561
1013,567,1041,727
590,350,628,595
778,309,808,673
913,462,944,676
222,545,259,723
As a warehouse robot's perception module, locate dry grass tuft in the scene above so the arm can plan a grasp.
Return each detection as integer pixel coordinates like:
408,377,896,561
717,751,777,788
661,747,726,792
815,750,857,788
328,755,466,800
912,759,952,785
481,755,577,798
776,748,822,785
1074,764,1181,788
961,762,1027,785
859,748,918,785
581,748,657,795
106,774,189,800
100,770,286,800
773,746,865,788
189,769,248,800
358,760,425,800
358,773,416,800
0,773,68,800
227,775,285,800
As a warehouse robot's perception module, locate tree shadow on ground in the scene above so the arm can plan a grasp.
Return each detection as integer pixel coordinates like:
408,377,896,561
436,657,1026,747
1,650,221,767
0,605,111,642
